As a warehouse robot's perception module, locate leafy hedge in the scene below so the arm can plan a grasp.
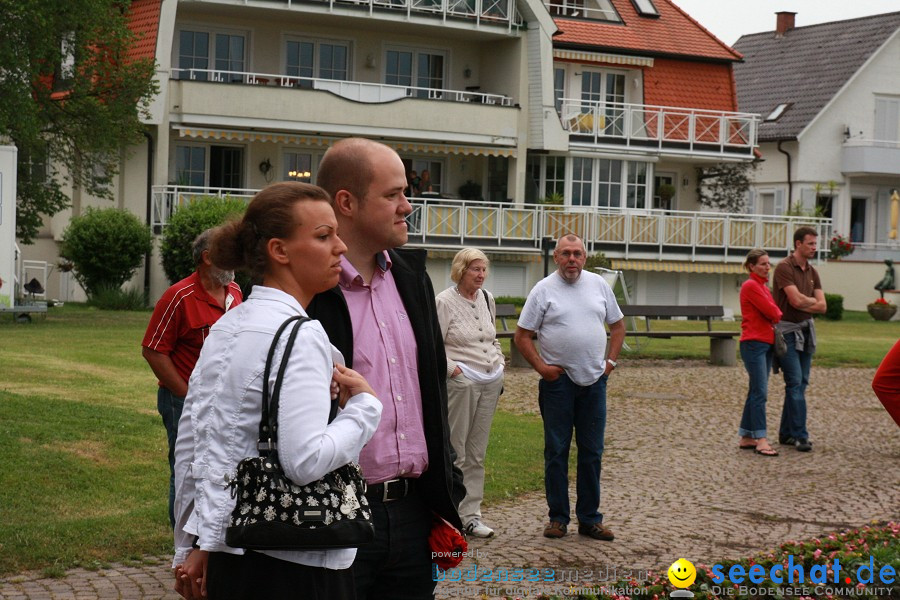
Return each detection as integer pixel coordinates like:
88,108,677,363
824,293,844,321
60,207,152,297
160,196,247,284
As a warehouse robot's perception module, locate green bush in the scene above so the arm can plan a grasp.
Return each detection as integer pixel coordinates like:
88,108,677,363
823,293,844,321
60,207,152,297
494,296,526,307
160,196,247,284
88,284,147,310
585,251,611,271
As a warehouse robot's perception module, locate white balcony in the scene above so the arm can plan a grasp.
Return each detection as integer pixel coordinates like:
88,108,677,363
842,139,900,177
559,99,759,160
171,68,513,106
152,186,830,261
245,0,523,29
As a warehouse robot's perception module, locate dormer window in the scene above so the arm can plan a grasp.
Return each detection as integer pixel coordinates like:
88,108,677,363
765,103,792,122
630,0,659,17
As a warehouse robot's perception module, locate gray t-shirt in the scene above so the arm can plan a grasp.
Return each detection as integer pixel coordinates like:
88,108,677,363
517,270,624,386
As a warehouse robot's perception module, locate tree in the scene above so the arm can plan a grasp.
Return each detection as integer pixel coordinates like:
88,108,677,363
0,0,159,243
695,161,757,213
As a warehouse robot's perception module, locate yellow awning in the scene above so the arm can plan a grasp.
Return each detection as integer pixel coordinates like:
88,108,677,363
175,127,516,157
611,259,746,274
553,49,654,68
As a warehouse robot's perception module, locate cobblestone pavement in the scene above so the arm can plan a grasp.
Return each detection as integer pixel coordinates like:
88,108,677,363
2,363,898,599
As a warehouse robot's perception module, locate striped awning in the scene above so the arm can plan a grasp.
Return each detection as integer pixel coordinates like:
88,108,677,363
553,49,654,68
174,127,516,157
611,259,746,274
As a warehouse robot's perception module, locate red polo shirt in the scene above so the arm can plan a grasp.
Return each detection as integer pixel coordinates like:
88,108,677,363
142,272,242,384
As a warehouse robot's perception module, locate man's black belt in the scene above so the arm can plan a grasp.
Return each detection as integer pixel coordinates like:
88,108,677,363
366,478,415,503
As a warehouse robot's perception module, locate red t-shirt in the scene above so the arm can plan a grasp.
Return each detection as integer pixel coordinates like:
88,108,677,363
142,271,242,385
740,272,782,343
872,339,900,428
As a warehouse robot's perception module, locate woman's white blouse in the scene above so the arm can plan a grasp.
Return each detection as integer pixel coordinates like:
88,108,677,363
172,286,381,570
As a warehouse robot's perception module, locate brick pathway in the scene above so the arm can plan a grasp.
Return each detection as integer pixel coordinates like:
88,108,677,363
2,364,898,599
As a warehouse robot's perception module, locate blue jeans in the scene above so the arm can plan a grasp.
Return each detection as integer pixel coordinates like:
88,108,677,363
778,331,812,440
739,340,773,438
352,491,434,600
538,373,607,526
157,386,184,529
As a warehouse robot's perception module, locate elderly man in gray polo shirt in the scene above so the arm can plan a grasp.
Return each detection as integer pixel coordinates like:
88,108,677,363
514,233,625,542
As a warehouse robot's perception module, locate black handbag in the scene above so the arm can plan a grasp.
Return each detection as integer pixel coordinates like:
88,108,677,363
225,315,375,551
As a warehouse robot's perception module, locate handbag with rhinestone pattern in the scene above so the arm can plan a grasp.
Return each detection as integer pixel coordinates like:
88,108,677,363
225,315,374,550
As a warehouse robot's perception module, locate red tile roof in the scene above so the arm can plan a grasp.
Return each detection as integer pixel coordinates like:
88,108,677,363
126,0,162,62
553,0,741,62
643,58,737,112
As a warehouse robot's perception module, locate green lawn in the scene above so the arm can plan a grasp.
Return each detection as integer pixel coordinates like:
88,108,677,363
0,304,896,576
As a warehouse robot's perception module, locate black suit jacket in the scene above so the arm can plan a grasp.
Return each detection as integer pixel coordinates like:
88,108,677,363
307,247,464,530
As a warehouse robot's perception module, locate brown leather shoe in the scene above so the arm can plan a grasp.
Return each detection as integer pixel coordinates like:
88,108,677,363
578,522,615,541
543,521,567,538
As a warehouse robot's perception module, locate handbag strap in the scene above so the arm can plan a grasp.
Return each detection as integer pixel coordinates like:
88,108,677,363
481,288,495,322
257,314,322,455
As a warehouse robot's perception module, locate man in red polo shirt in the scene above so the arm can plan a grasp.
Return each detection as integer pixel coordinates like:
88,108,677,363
142,228,242,527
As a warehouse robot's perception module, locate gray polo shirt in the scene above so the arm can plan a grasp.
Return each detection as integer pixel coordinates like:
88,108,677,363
518,270,624,386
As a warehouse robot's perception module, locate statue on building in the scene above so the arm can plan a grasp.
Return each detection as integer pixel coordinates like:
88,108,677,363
875,259,895,298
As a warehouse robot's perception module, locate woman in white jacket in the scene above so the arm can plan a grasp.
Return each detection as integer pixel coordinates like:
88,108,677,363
172,182,381,599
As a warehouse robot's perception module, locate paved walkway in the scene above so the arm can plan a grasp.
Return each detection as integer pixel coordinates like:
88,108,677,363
2,364,898,599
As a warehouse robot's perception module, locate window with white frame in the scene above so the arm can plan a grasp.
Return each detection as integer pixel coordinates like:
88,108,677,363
571,158,593,207
177,29,246,81
178,31,209,80
544,156,566,199
175,145,206,187
385,48,445,98
528,156,649,209
626,161,649,209
580,70,626,136
284,152,313,183
286,39,350,87
596,159,622,208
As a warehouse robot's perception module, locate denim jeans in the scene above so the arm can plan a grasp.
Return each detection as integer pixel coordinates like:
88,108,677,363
157,386,184,529
778,331,812,440
538,372,607,526
738,340,773,439
352,491,434,600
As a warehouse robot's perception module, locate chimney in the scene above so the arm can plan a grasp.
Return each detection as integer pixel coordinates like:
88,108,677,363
776,11,796,36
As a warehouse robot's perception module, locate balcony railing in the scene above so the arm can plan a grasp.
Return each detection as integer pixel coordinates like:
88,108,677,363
543,1,618,21
152,186,830,261
256,0,523,28
171,68,513,106
559,99,759,158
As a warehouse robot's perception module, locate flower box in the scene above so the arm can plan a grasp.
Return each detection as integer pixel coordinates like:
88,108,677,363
867,301,897,321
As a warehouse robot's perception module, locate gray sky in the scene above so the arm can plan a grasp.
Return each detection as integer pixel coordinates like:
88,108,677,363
670,0,898,46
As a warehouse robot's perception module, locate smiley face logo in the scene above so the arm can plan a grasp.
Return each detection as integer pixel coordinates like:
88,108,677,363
667,558,697,588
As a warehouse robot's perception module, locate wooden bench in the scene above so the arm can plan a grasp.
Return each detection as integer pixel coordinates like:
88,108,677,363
621,304,739,366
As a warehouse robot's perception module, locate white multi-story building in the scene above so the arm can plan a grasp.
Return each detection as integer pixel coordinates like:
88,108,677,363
733,11,900,309
25,0,830,310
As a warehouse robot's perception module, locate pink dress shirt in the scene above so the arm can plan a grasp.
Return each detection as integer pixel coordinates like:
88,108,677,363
339,253,428,484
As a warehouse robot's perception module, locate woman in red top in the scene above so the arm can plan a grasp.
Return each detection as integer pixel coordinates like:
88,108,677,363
872,340,900,428
738,249,783,456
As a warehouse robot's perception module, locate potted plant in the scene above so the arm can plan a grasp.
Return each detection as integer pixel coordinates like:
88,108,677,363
829,232,854,260
867,298,897,321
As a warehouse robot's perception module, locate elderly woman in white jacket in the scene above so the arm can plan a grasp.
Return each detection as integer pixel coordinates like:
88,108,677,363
172,182,381,600
435,248,505,539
